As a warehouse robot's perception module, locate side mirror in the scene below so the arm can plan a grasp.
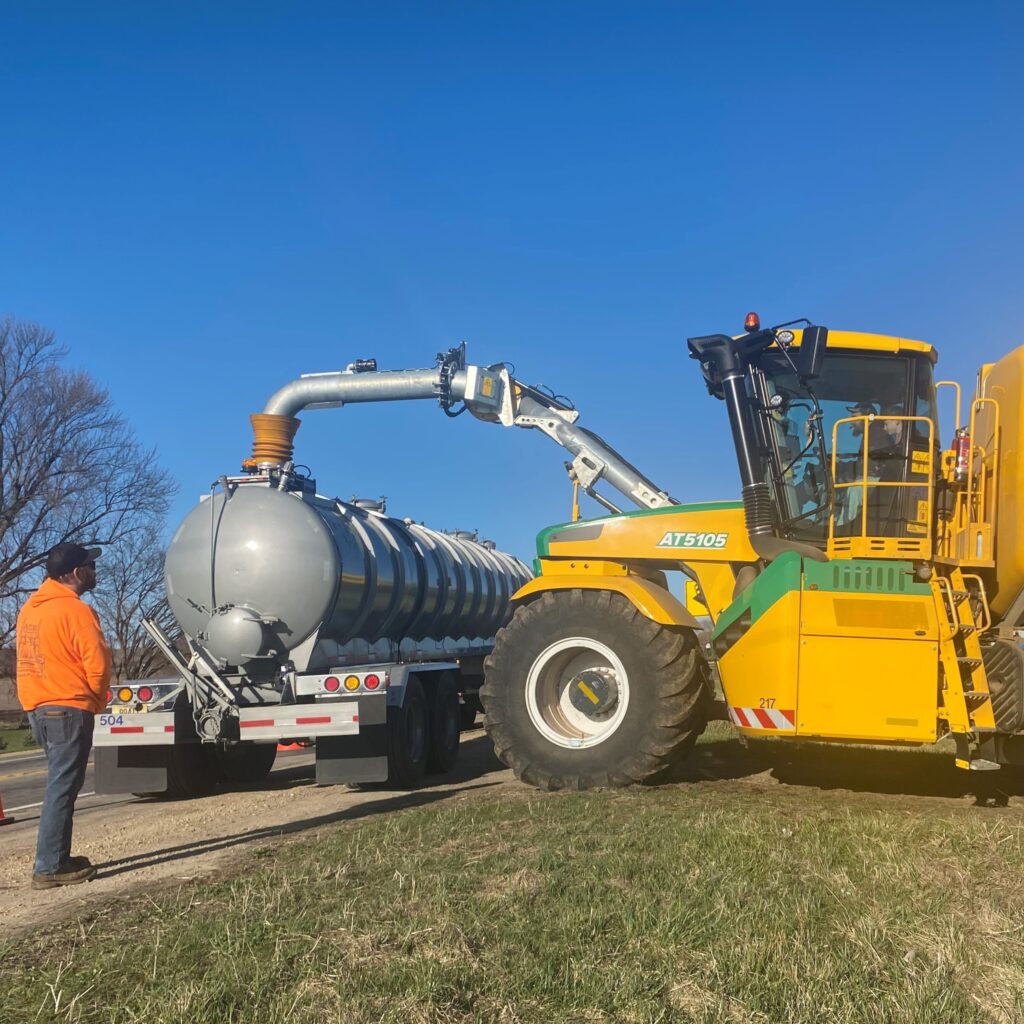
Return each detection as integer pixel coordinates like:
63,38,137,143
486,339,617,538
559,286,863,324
797,325,828,380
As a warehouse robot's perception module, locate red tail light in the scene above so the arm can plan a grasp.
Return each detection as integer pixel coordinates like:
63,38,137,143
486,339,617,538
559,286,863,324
364,674,381,690
106,689,112,704
324,676,340,692
137,686,153,702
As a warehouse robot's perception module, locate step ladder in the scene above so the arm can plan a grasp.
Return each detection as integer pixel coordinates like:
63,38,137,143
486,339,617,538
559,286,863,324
933,569,997,769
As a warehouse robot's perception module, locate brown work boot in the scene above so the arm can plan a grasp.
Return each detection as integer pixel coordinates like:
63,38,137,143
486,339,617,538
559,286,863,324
31,861,97,890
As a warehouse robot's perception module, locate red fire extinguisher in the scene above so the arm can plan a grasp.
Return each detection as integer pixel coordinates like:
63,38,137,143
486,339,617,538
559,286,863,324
953,427,971,485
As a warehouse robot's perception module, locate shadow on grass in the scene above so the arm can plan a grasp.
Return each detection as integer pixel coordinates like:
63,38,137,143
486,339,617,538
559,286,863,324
90,728,1020,885
681,731,1022,805
95,734,507,880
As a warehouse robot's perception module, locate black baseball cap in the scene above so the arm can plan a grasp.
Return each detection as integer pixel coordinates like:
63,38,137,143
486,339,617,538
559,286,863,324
46,543,102,579
846,402,879,416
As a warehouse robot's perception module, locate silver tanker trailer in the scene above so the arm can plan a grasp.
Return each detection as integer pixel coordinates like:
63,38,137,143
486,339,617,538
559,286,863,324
94,469,529,797
93,344,672,798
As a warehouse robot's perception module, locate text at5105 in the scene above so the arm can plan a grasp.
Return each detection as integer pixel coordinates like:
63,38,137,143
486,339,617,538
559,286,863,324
656,531,729,549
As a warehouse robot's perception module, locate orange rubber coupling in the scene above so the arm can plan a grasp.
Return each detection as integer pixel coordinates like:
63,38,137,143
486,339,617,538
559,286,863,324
242,413,301,471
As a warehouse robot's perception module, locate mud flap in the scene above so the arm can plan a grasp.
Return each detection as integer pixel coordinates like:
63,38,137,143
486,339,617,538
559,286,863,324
94,745,169,794
315,694,388,784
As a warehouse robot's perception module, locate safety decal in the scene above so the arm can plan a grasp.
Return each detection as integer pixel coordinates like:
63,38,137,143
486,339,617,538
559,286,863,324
239,714,357,729
92,711,178,746
234,706,361,740
656,531,729,549
100,721,175,734
728,706,796,730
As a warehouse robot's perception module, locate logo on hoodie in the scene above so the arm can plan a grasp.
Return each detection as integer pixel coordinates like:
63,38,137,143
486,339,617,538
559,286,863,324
18,623,43,674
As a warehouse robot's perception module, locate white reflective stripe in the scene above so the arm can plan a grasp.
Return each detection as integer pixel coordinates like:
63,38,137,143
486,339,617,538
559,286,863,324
236,705,360,740
765,708,796,730
93,706,364,746
93,712,176,746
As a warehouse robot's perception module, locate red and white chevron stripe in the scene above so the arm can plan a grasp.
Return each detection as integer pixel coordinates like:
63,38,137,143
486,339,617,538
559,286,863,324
728,706,796,731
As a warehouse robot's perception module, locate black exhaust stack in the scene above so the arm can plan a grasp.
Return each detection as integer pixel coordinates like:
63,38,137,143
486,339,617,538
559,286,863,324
687,329,827,564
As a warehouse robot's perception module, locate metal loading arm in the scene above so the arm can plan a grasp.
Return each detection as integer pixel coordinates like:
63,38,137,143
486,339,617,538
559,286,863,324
463,376,678,512
248,345,678,513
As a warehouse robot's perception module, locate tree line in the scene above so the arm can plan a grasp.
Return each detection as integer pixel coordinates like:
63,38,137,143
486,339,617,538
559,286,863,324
0,316,178,681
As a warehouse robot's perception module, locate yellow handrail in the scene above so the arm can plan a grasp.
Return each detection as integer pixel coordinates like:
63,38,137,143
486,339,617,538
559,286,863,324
828,414,935,559
966,397,999,545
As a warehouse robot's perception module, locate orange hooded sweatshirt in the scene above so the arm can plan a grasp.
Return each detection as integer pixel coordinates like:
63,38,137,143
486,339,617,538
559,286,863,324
16,578,113,714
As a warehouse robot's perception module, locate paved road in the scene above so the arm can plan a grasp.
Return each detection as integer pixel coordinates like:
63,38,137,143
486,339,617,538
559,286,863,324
0,746,317,832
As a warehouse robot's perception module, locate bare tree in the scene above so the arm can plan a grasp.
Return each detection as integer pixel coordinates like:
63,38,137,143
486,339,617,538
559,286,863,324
91,524,180,682
0,317,175,644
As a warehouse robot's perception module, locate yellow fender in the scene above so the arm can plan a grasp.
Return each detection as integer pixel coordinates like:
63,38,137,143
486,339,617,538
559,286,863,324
511,575,701,629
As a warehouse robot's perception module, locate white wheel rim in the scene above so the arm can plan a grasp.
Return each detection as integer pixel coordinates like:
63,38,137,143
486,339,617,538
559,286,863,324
525,637,630,749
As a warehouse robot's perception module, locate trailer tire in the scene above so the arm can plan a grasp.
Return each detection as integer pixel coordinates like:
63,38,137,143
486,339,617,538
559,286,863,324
482,589,708,790
162,745,219,799
426,672,461,774
217,742,278,785
387,676,428,787
460,690,482,731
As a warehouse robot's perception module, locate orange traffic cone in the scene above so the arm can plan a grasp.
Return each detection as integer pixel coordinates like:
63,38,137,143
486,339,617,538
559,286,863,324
0,789,14,826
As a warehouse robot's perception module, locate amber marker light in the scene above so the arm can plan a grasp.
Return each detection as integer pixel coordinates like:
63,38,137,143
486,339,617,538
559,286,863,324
744,311,760,332
117,687,133,702
344,675,360,691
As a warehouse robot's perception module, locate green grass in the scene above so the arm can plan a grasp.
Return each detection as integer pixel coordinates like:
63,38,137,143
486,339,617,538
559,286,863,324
5,747,1024,1024
0,721,36,754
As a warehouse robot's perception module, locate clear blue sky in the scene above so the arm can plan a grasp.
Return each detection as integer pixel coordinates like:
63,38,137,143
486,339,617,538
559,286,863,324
2,3,1022,560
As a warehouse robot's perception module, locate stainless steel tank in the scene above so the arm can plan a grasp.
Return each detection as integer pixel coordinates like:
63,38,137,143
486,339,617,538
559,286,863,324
164,481,531,669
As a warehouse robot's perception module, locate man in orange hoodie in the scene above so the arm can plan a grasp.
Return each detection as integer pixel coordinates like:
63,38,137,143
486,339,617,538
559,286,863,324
16,543,112,889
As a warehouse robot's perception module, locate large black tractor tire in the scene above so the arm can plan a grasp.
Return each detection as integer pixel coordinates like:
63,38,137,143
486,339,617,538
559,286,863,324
162,744,219,799
482,589,709,790
216,741,278,785
426,672,462,774
387,676,429,788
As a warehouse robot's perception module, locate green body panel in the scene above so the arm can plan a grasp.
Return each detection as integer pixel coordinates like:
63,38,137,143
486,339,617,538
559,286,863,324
801,559,932,596
711,552,802,641
712,557,925,641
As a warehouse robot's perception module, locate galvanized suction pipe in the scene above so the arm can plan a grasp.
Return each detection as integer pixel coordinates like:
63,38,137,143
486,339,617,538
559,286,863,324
256,364,675,511
263,368,468,418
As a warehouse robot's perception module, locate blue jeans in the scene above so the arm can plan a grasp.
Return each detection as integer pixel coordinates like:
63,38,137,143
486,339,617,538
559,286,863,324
27,705,94,875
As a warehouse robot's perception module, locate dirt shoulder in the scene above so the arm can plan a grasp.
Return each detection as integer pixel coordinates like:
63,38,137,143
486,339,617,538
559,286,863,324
0,732,517,940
